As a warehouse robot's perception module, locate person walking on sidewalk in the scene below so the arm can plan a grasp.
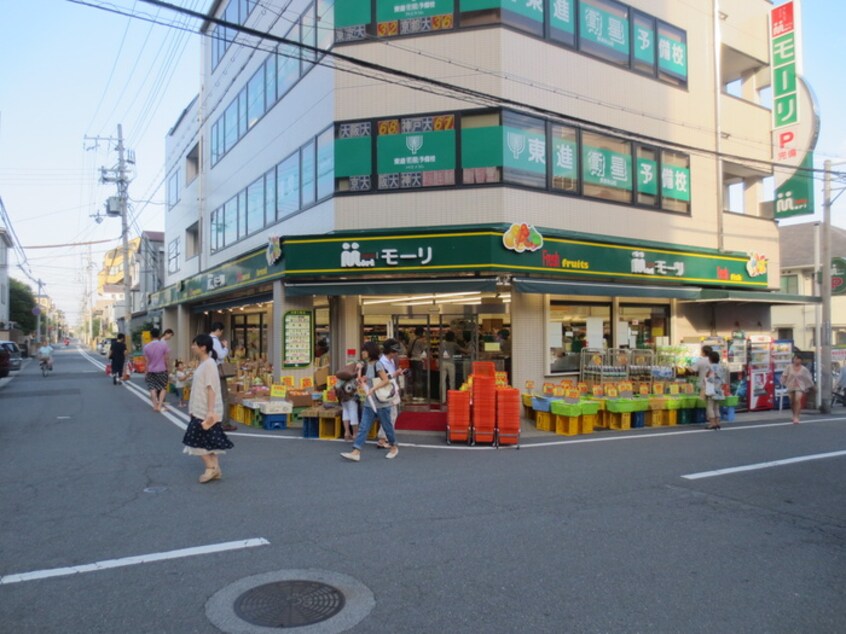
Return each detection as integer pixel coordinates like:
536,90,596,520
704,350,726,430
144,328,170,412
782,354,814,424
210,321,237,431
341,342,399,462
376,338,405,448
182,334,233,483
108,333,127,385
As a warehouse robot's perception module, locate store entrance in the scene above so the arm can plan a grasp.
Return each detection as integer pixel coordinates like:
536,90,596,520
393,314,478,409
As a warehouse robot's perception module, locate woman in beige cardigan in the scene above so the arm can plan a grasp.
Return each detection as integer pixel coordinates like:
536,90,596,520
781,355,814,424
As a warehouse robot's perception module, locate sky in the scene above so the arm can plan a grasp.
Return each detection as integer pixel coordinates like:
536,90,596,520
1,0,845,327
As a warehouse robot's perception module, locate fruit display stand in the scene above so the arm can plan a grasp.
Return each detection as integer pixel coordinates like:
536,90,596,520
580,349,627,389
550,401,582,436
579,400,600,434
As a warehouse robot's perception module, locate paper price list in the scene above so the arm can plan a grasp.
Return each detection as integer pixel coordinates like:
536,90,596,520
283,310,312,367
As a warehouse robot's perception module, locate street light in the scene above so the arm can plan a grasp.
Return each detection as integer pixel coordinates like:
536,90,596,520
820,159,846,413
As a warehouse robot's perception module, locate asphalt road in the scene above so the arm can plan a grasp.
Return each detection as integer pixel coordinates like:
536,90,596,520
1,347,844,633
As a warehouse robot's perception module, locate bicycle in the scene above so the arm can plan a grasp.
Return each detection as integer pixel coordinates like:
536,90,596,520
39,358,51,377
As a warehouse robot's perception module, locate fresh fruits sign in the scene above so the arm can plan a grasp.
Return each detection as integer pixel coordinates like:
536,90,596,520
503,223,543,252
745,252,768,277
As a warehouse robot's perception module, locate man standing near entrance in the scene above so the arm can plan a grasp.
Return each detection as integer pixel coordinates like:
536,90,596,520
408,326,428,401
210,322,237,431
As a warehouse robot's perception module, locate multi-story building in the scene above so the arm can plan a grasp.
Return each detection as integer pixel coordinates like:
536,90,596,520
156,0,815,407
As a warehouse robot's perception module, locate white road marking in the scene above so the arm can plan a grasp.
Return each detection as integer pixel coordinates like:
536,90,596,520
57,416,71,420
0,538,270,585
682,449,846,480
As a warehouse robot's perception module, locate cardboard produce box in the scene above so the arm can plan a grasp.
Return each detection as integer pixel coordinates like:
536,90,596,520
313,365,329,389
286,390,314,407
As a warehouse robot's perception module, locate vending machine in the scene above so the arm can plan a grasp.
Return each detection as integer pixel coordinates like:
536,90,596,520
771,340,793,410
747,335,774,411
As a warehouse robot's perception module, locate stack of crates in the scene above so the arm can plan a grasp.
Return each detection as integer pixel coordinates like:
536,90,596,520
646,397,667,426
531,396,554,431
262,413,287,430
521,392,535,421
300,407,320,438
472,374,496,445
495,387,521,447
550,400,582,436
447,390,471,444
720,395,739,422
579,400,599,434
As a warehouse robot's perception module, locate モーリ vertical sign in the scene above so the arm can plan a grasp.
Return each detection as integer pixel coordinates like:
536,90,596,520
771,0,817,219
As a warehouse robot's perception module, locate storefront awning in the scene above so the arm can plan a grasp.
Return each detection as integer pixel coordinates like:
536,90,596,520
511,277,703,300
690,289,820,304
283,277,499,297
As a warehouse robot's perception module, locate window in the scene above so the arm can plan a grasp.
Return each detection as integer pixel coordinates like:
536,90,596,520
185,222,199,259
335,120,372,192
631,11,656,75
246,176,265,235
167,238,180,274
246,65,266,129
777,327,794,341
317,0,336,51
224,101,238,154
780,274,798,295
238,191,248,239
548,0,575,47
211,120,221,165
210,210,224,253
264,167,276,226
186,142,200,185
502,111,545,189
300,3,317,74
635,145,659,207
301,139,316,207
660,150,690,213
377,114,456,189
657,21,688,86
619,304,669,348
461,111,502,185
548,302,611,374
264,55,276,111
167,171,179,210
237,90,248,138
581,131,632,203
224,196,238,246
551,124,579,193
277,152,300,218
578,0,629,67
316,127,335,200
277,28,300,99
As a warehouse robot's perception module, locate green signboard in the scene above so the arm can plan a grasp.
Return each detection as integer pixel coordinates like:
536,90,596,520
377,129,456,174
335,0,371,27
579,2,629,55
634,22,655,66
637,158,658,195
335,137,372,177
376,0,454,22
775,152,815,218
284,226,770,288
658,32,687,79
462,126,502,169
583,145,631,190
503,126,546,174
661,165,690,202
552,137,578,180
549,0,575,34
832,257,846,296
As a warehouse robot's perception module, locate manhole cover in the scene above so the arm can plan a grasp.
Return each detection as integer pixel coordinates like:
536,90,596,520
234,580,345,627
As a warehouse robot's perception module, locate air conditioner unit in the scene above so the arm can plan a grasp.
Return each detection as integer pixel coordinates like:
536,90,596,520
106,196,121,217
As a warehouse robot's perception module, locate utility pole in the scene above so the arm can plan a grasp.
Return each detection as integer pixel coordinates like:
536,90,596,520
90,124,134,337
35,278,44,343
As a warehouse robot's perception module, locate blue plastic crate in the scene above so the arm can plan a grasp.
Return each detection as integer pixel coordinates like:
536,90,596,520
262,413,287,430
302,415,319,438
632,411,645,428
719,406,736,422
694,408,707,424
531,396,554,412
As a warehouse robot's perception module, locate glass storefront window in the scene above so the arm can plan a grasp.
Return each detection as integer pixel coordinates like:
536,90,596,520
461,111,502,185
635,145,659,207
502,110,545,189
551,123,579,193
632,11,656,76
657,21,688,86
618,304,669,348
578,0,629,67
376,114,456,190
548,302,610,374
582,131,632,203
335,120,372,192
231,312,268,360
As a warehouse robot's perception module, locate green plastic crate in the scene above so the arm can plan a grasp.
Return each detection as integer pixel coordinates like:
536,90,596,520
550,401,582,417
579,400,600,415
665,398,683,410
630,398,650,412
607,399,638,413
724,395,739,407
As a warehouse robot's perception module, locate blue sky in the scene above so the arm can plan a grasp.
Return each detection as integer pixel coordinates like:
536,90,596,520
0,0,843,324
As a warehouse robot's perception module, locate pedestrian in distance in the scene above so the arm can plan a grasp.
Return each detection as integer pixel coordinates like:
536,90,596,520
108,333,127,385
182,334,233,483
704,349,726,430
172,360,191,407
782,354,814,424
692,345,713,394
335,360,362,442
209,321,237,432
341,341,399,462
376,338,405,448
143,327,170,412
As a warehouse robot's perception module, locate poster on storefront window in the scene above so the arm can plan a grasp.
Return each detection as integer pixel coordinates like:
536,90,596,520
549,0,575,35
661,165,691,201
503,126,546,174
579,1,629,56
634,20,655,66
637,157,658,195
282,310,313,368
658,27,687,80
583,144,632,190
376,129,456,175
552,136,579,181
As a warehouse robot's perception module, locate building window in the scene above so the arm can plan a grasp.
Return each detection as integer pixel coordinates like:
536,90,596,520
631,11,656,76
185,222,199,260
657,21,688,86
550,123,579,193
277,152,301,219
246,65,265,130
167,171,179,210
300,3,317,74
582,131,632,203
224,196,238,246
548,0,576,47
376,114,456,190
264,167,276,226
211,0,258,71
660,150,690,213
224,101,238,154
167,238,180,274
777,327,794,341
461,111,502,185
335,121,372,192
277,26,301,99
578,0,630,67
502,110,545,189
635,145,659,207
316,127,335,200
548,301,611,374
780,274,798,294
317,0,336,52
246,176,265,236
301,139,317,207
186,142,200,185
619,304,669,348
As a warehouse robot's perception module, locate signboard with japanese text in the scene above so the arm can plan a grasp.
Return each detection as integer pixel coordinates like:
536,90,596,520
657,29,687,80
661,165,691,202
377,0,455,36
377,115,456,188
633,19,655,66
282,310,313,368
583,144,632,190
770,1,816,219
503,126,546,175
579,1,629,56
549,0,575,36
552,136,579,181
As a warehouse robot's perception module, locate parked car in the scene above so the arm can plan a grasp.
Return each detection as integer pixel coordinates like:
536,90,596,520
0,342,22,371
0,345,9,378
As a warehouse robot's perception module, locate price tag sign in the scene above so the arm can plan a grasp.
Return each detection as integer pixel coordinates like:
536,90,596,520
592,385,604,398
327,375,338,389
524,380,535,392
578,382,588,395
565,388,581,404
654,382,665,395
282,376,295,387
618,381,633,398
681,383,695,394
668,383,680,395
605,385,619,399
300,377,314,389
639,384,650,396
543,382,555,396
553,386,566,397
270,384,287,399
